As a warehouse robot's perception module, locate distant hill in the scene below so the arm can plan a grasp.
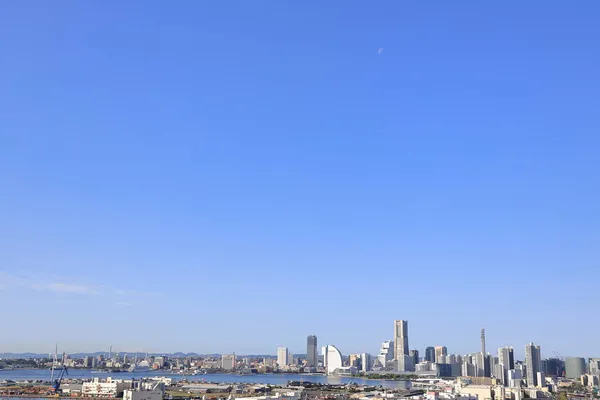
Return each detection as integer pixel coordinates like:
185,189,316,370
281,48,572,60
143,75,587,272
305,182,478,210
0,351,279,359
0,353,47,359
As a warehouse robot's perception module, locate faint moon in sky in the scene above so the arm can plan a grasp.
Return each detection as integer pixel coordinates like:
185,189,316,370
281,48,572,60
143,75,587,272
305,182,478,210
377,48,384,55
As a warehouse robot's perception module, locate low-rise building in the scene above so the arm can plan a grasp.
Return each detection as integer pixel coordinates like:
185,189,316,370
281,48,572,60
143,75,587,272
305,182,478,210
82,377,130,398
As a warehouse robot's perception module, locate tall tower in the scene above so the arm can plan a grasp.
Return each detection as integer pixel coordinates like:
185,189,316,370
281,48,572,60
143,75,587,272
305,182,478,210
277,347,289,367
307,335,318,367
393,320,409,360
525,342,542,387
480,329,486,355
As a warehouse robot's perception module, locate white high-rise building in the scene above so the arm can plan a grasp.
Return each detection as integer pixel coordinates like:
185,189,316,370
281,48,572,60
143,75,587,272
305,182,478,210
360,353,372,372
322,345,343,374
277,347,289,367
379,340,394,369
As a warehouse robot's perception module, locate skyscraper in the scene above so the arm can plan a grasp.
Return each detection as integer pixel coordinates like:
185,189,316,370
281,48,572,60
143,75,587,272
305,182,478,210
322,345,343,375
525,343,542,387
410,349,419,366
221,354,236,370
425,347,436,362
307,335,318,367
481,329,486,354
379,340,394,368
277,347,289,367
360,353,372,372
498,346,514,383
435,346,448,361
393,320,409,360
544,358,562,377
565,357,586,379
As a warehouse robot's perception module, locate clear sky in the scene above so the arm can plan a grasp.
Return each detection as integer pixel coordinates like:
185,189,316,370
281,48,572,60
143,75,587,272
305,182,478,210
1,1,599,359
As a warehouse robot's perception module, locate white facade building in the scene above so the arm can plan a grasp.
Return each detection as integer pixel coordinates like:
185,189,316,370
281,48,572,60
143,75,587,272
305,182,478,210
360,353,372,372
379,340,394,369
277,347,289,367
81,377,129,398
123,381,165,400
322,345,343,374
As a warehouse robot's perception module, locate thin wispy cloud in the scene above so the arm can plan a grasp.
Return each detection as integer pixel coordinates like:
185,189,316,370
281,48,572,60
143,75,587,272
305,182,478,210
0,271,149,300
30,282,100,295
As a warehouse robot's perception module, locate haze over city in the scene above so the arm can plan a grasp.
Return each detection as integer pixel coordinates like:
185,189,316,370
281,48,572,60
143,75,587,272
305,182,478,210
1,0,599,359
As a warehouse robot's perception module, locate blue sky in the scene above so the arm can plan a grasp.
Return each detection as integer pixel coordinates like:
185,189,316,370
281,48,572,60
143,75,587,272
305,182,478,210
1,1,599,359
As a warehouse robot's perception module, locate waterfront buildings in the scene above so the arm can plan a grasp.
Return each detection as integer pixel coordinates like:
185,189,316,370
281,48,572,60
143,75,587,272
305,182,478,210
565,357,586,379
379,340,394,369
360,353,372,372
123,381,165,400
322,345,343,374
393,320,409,361
525,343,542,387
348,354,360,368
221,354,236,370
277,347,289,367
307,335,317,367
82,377,127,397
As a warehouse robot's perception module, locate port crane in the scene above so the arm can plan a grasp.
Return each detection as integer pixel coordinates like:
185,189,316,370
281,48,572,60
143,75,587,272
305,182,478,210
49,344,68,394
51,365,68,393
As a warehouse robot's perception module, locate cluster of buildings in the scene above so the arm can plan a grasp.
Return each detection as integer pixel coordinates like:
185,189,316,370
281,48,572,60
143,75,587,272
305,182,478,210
60,377,167,400
275,319,600,393
50,349,168,372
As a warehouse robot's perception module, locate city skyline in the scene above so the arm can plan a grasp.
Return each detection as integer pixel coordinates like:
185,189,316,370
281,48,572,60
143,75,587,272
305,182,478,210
2,0,600,358
1,323,598,360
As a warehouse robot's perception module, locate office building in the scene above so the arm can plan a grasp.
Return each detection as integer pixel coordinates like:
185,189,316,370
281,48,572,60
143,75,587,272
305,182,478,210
537,372,546,388
435,346,448,361
498,347,513,384
508,369,523,388
348,354,360,368
379,340,394,369
462,361,475,377
82,377,126,397
544,358,563,377
221,354,236,370
360,353,372,372
588,358,600,376
322,345,343,374
425,347,436,362
525,343,542,387
393,320,409,360
498,347,514,369
474,352,486,377
396,354,415,372
494,363,505,385
410,349,419,366
277,347,289,367
565,357,586,379
307,335,318,367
